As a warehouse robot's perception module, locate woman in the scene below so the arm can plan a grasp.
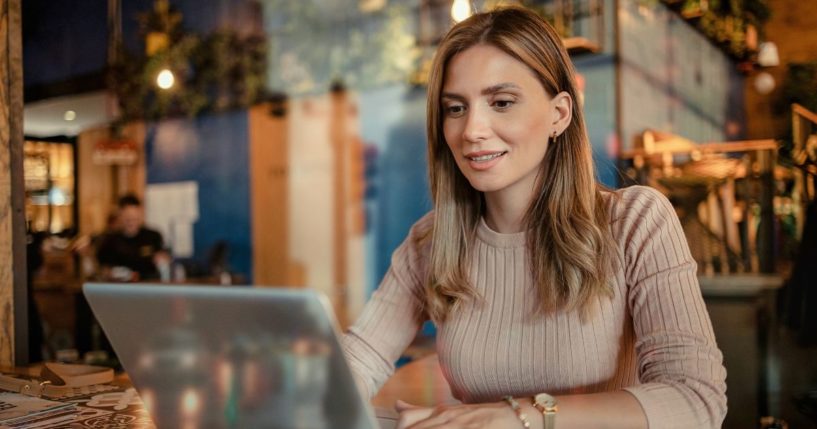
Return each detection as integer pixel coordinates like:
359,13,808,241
343,6,727,429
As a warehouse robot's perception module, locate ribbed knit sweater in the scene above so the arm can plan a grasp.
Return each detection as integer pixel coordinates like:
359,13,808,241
342,185,727,428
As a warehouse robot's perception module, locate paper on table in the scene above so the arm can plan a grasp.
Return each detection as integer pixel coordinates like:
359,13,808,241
171,221,194,258
0,392,75,425
145,181,199,258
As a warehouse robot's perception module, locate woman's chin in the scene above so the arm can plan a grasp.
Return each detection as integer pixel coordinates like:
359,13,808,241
466,178,505,194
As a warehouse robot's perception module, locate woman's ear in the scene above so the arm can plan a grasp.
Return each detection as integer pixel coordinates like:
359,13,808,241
551,91,573,135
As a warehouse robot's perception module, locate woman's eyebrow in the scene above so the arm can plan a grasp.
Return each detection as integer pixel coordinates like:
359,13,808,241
442,83,520,100
441,92,465,101
481,82,520,95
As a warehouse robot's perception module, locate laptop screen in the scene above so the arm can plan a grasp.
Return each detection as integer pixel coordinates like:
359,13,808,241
84,283,378,429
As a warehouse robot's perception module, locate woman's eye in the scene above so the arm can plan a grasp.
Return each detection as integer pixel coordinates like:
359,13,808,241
493,99,514,110
446,105,466,117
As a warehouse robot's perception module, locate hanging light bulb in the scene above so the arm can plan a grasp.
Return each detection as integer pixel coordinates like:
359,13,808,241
757,42,780,67
157,68,175,89
451,0,472,23
753,71,776,95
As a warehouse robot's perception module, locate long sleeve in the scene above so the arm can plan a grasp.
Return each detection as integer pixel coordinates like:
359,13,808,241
341,214,431,398
620,187,728,428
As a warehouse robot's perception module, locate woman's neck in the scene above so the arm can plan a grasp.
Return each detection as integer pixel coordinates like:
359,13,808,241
483,188,532,233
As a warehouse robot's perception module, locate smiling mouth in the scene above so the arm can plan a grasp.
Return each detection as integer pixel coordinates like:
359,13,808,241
467,151,507,162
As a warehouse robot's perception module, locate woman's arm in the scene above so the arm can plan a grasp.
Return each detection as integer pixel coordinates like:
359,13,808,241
342,214,433,398
397,391,646,429
619,186,727,428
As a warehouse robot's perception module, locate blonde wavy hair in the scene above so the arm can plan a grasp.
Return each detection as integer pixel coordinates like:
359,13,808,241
424,6,616,322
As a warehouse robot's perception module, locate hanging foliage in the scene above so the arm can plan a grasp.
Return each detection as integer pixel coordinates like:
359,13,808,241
108,2,268,121
636,0,772,62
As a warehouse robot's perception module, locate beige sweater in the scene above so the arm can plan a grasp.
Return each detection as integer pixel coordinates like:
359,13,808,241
342,185,727,428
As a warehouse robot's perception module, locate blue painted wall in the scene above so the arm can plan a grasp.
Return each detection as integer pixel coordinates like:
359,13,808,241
144,111,253,282
570,0,620,187
358,85,432,291
576,54,620,187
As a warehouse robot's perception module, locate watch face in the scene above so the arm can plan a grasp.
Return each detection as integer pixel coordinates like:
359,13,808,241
535,392,557,406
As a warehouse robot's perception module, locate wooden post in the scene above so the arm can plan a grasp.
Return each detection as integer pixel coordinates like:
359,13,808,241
330,84,348,327
0,0,27,366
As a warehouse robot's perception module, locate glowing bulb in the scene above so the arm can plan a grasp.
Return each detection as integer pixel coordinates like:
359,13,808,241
182,388,200,416
157,69,175,89
754,72,775,95
63,110,76,121
451,0,472,23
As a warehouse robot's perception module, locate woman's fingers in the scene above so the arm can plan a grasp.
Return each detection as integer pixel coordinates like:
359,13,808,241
396,407,435,429
404,404,472,429
395,399,422,412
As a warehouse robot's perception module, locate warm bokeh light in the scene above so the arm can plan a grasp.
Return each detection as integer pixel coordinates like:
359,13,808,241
63,110,76,121
451,0,471,23
182,388,201,416
754,72,776,95
141,389,155,413
157,68,175,89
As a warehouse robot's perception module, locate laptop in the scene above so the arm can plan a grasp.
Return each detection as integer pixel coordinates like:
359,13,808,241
84,283,397,429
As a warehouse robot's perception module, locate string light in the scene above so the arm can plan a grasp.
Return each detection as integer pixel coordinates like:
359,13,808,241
157,68,175,89
451,0,472,23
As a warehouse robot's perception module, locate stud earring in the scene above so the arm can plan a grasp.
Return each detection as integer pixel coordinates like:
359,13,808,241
550,130,558,145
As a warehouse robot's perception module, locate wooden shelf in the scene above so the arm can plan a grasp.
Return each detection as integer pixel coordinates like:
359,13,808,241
563,37,602,55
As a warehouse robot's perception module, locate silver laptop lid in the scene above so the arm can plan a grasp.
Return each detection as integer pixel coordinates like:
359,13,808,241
84,283,378,429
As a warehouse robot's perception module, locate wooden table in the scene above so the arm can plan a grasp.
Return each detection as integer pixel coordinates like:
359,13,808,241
373,354,453,409
1,354,452,427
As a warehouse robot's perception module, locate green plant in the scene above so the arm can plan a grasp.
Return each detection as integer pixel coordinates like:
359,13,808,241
108,3,268,121
667,0,771,60
109,32,267,121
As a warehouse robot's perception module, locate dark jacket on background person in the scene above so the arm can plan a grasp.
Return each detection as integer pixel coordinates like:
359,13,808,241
96,227,164,281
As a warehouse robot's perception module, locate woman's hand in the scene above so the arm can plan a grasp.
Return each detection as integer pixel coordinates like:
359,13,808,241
395,399,525,429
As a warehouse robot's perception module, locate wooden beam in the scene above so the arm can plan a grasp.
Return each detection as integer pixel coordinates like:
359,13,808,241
793,103,817,126
0,0,27,366
620,139,779,159
248,104,291,285
330,88,348,327
564,37,602,55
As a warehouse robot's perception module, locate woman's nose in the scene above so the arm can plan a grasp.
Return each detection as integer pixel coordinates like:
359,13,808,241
462,107,491,142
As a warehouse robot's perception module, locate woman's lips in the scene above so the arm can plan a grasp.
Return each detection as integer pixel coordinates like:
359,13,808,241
465,151,507,171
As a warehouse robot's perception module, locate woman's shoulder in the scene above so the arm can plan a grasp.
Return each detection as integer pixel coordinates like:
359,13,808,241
392,211,435,260
388,212,435,284
603,185,673,223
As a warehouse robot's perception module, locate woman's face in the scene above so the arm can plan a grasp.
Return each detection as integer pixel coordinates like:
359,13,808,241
441,44,563,201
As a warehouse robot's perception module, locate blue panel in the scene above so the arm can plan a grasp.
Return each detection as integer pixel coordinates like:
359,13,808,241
145,111,253,282
359,86,432,293
575,54,620,188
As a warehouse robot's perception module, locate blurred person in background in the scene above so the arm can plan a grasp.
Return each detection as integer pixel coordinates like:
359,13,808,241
96,194,169,282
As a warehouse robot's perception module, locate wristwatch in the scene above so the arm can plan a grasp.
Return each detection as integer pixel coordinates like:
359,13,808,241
532,392,558,429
